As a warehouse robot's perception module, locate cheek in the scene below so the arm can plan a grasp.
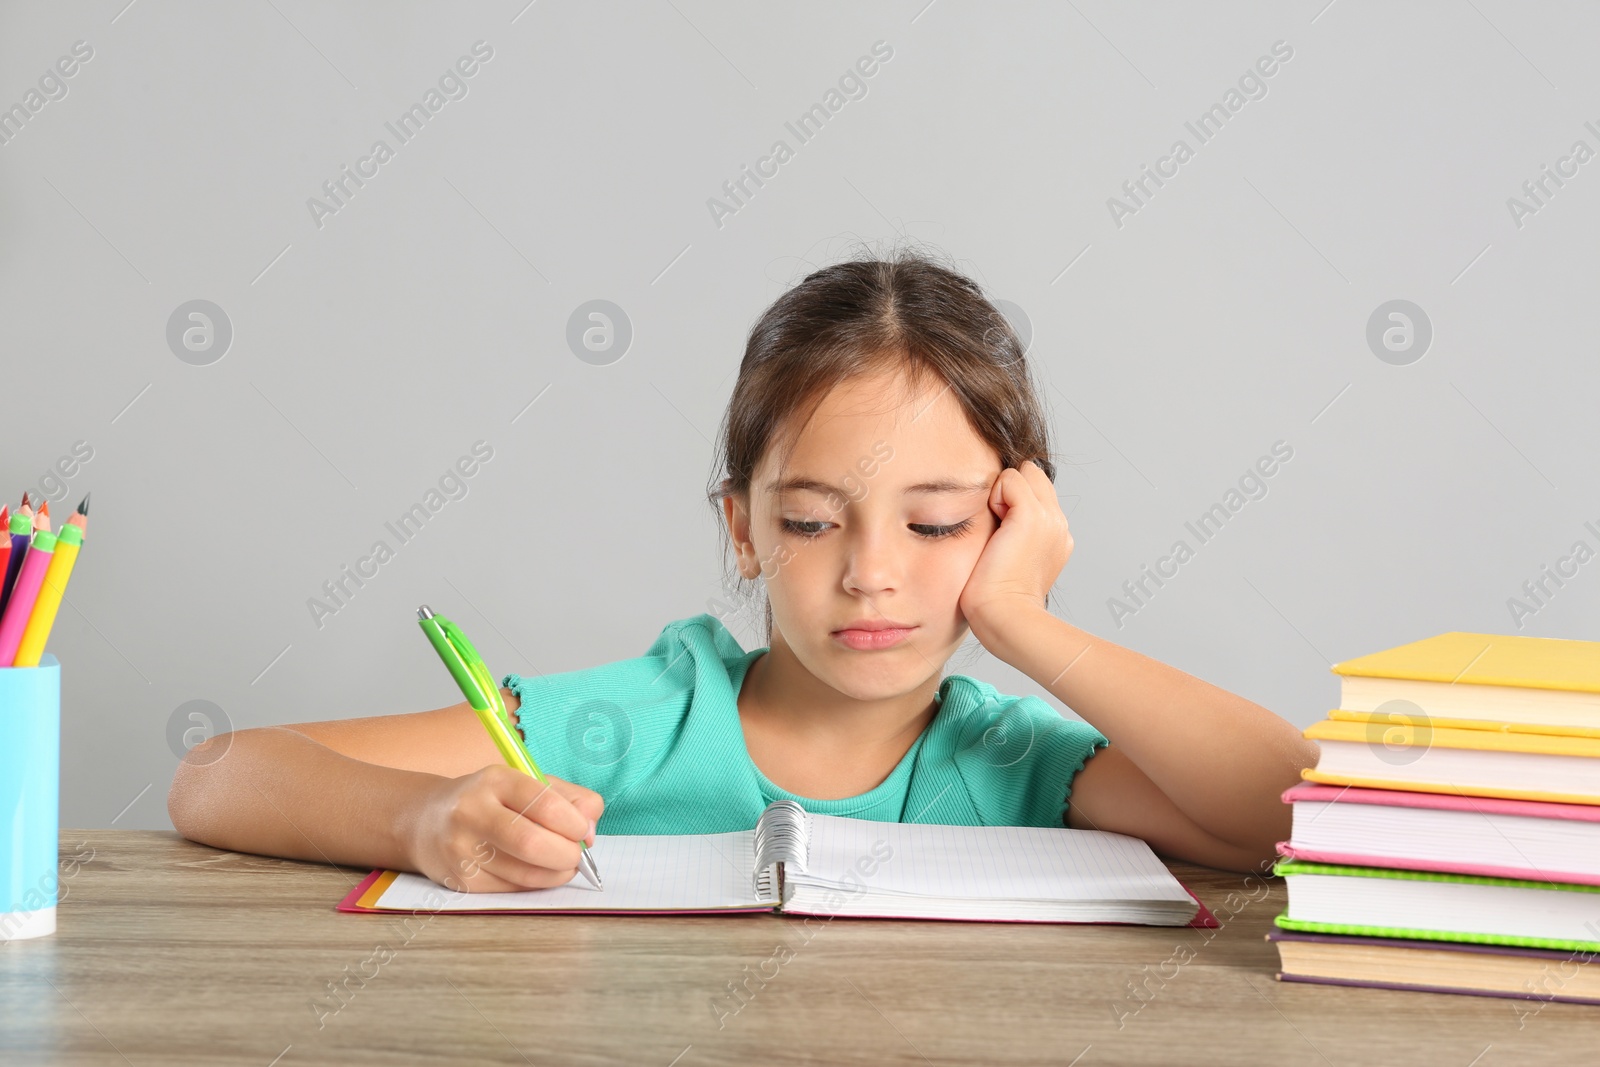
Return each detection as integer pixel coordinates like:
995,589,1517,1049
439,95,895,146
893,537,987,606
767,536,831,590
940,538,989,588
745,513,785,563
750,521,826,590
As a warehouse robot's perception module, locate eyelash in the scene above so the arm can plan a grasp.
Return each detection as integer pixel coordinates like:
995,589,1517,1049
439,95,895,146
780,518,974,540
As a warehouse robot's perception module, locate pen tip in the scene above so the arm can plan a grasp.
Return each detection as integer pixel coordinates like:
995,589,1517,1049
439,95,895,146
579,851,603,891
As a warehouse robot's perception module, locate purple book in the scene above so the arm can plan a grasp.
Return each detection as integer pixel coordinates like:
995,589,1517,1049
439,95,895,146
1268,929,1600,1005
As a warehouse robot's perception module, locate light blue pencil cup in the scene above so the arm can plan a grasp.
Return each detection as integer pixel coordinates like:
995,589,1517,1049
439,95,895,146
1,654,60,941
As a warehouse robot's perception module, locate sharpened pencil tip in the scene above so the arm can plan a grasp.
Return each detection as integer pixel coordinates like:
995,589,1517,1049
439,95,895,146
76,492,90,515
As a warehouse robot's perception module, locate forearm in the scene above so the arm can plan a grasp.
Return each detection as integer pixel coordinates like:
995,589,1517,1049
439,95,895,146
985,609,1318,851
167,726,436,872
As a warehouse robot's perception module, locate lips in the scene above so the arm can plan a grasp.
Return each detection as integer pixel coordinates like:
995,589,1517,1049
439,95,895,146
831,619,916,651
833,618,913,632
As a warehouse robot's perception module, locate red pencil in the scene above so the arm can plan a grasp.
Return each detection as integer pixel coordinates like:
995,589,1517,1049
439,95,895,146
0,506,9,596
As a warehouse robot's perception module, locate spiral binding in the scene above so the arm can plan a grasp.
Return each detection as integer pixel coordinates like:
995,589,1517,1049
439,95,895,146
752,799,809,901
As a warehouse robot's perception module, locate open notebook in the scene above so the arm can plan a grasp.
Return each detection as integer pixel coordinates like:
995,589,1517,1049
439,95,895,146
339,800,1211,926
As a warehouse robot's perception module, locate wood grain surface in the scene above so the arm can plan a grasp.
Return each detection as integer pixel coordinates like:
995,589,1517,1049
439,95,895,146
1,831,1594,1065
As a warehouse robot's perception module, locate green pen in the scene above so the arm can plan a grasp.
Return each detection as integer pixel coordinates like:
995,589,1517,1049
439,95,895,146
417,605,602,890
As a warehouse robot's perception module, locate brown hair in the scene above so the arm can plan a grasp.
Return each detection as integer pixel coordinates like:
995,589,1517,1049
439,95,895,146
707,246,1057,641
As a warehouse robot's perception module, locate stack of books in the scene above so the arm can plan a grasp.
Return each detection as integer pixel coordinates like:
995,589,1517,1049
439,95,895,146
1270,631,1600,1005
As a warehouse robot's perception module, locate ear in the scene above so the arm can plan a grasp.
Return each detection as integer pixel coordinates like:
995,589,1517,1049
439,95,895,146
721,490,760,580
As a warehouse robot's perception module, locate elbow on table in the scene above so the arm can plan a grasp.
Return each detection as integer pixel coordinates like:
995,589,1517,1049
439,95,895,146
166,731,238,843
1176,828,1281,876
1231,836,1285,877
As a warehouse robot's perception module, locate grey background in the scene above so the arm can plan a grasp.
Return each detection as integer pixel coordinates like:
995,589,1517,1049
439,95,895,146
1,1,1595,830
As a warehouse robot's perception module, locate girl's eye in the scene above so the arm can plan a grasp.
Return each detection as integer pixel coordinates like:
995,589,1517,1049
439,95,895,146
909,518,974,540
780,517,975,539
780,519,831,538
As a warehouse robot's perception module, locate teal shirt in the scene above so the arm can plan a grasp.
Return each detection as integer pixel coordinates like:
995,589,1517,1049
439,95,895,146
501,613,1107,835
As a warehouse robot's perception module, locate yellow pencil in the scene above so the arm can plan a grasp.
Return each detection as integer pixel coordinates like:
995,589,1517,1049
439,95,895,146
13,494,87,668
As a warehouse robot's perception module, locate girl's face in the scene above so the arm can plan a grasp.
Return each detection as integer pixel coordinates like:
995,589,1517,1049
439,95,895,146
727,366,1004,702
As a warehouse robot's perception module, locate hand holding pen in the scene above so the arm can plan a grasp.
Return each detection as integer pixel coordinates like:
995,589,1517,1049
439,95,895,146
410,605,605,892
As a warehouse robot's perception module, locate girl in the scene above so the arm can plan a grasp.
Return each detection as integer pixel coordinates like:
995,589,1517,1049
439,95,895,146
169,250,1319,893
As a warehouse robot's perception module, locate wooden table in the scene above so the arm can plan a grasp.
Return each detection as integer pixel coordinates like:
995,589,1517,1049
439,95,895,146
1,831,1594,1065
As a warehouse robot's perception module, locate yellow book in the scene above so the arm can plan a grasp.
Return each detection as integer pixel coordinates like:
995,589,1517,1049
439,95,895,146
1327,707,1600,740
1331,632,1600,734
1303,716,1600,806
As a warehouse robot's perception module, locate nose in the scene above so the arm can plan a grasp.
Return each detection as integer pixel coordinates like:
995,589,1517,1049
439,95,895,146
841,523,900,598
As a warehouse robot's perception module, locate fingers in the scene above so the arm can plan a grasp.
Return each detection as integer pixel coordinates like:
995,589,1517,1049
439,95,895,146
444,827,583,892
478,823,586,889
420,766,608,894
471,785,590,883
548,774,605,829
989,467,1022,520
492,767,596,846
990,463,1073,567
1003,460,1051,508
1017,458,1055,500
1006,462,1067,520
991,463,1048,520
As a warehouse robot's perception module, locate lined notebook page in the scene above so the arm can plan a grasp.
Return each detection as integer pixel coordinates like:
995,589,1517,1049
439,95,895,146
803,813,1192,903
370,830,773,912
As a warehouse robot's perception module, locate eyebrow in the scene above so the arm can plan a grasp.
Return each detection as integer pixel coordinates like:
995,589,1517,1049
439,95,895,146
766,477,993,496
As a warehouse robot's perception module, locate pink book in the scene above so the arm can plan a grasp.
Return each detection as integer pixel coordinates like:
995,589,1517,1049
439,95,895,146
1279,781,1600,885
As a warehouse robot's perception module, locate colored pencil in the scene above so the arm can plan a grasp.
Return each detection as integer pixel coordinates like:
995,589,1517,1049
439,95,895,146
66,492,89,533
13,516,83,668
0,530,57,666
0,507,9,619
0,508,32,620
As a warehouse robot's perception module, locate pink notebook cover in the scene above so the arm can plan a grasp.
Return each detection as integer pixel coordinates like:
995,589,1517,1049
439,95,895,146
337,868,1221,927
1279,781,1600,886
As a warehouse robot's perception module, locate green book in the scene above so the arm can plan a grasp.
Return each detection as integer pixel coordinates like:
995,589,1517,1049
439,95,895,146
1274,860,1600,954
